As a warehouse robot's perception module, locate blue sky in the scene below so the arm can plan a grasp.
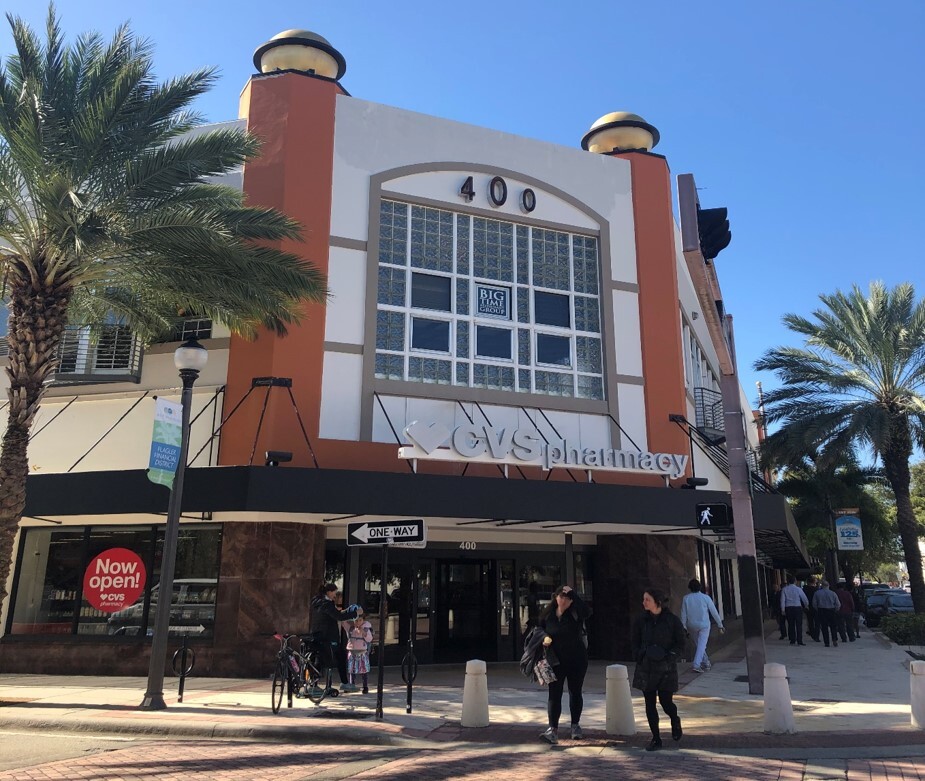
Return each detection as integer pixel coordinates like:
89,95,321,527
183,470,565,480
2,1,923,407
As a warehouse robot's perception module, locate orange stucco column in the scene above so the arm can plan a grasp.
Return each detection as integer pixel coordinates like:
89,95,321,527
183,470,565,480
218,73,339,467
616,152,690,475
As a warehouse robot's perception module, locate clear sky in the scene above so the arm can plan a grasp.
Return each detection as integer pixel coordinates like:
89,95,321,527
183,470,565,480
2,1,923,407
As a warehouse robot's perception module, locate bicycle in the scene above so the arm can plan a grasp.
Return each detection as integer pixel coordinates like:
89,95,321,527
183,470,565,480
298,632,339,705
270,632,338,713
271,632,303,713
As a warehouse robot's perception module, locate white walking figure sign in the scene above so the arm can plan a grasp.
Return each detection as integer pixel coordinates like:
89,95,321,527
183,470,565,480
699,507,713,526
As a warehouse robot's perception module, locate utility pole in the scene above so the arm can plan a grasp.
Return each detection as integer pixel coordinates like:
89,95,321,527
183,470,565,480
679,173,766,695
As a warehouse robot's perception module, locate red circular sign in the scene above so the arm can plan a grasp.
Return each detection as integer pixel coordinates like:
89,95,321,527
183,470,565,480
83,548,146,612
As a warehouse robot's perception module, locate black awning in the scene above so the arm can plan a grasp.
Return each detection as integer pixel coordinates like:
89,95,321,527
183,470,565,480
26,465,808,568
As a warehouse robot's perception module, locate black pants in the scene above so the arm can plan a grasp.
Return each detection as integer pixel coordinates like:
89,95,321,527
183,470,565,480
547,657,588,729
806,608,818,640
817,608,837,645
835,613,855,642
774,613,786,638
784,606,804,643
643,690,679,738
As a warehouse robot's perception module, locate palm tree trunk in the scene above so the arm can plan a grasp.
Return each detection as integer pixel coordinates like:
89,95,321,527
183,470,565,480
0,281,69,605
882,418,925,613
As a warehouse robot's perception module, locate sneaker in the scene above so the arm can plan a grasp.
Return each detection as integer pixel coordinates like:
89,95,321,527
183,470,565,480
571,724,583,740
645,737,663,751
691,666,704,673
540,727,558,745
703,661,712,671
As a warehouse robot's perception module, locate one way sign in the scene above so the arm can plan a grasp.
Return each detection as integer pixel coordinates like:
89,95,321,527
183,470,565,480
347,519,426,546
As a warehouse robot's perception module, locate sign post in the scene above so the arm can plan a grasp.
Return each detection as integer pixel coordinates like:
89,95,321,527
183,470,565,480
346,520,426,719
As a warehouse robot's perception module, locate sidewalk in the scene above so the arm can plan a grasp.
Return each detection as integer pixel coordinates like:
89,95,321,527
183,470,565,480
0,626,921,753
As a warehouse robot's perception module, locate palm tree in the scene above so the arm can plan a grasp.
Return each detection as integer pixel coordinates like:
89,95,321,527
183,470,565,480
0,8,327,604
755,282,925,612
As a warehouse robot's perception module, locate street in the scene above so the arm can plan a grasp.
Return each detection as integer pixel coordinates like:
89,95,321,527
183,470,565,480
1,732,925,780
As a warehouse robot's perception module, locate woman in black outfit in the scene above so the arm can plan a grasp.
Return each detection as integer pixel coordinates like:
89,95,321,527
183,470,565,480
538,585,591,744
631,588,686,751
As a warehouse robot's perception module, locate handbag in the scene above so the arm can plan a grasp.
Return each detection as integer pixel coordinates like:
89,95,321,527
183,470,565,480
534,655,557,686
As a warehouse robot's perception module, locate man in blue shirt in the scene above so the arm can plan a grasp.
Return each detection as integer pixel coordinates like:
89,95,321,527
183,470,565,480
680,579,725,673
780,574,809,645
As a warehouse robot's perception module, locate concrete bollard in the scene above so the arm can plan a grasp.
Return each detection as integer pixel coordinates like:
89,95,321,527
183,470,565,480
605,664,636,735
461,658,489,728
763,662,796,734
910,660,925,728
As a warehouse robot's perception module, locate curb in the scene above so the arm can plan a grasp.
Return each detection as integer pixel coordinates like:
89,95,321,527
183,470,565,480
0,714,419,746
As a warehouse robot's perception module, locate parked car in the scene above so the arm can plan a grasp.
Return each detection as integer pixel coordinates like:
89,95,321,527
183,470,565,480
107,579,217,636
864,589,910,628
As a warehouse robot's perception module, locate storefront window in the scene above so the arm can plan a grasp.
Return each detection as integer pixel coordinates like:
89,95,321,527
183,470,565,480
518,563,562,633
8,525,221,639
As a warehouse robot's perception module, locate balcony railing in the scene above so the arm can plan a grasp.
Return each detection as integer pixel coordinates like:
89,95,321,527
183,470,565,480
694,386,724,438
50,324,144,384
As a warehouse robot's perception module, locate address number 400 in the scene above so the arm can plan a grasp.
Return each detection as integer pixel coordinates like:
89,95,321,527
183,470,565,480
460,175,536,213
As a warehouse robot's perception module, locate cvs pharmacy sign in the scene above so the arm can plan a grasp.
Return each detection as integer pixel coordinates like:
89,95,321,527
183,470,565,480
83,548,146,612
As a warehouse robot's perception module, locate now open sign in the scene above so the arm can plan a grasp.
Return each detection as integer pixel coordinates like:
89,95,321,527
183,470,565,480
82,547,146,612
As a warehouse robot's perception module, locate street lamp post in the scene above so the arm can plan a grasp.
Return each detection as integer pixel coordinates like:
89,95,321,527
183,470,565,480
140,338,208,710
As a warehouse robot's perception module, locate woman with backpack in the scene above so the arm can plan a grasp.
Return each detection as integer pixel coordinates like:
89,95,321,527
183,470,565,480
537,585,591,745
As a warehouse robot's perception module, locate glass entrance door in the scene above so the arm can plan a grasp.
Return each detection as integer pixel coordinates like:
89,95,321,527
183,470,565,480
434,560,497,662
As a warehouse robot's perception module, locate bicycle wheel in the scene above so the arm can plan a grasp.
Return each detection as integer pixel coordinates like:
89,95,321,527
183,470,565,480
271,659,286,713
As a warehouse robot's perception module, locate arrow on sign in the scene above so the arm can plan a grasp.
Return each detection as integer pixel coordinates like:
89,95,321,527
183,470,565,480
347,519,425,546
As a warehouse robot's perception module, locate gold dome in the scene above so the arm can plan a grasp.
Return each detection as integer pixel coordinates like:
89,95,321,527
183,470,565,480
253,29,346,80
581,111,660,154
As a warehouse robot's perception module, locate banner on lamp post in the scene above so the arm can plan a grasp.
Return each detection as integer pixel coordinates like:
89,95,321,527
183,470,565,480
146,397,183,489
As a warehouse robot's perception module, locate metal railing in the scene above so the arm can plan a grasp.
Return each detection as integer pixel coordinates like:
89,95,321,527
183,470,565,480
50,324,143,384
694,386,724,435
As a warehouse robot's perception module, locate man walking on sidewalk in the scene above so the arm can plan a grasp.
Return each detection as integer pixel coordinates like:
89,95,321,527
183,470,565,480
812,580,841,647
803,577,821,642
780,574,809,645
681,579,725,673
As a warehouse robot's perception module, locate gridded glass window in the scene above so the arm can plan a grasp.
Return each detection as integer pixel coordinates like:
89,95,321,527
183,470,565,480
577,375,604,400
455,362,470,386
411,205,453,273
474,363,515,390
378,266,406,306
376,310,405,351
576,336,602,373
517,287,530,324
537,334,571,367
516,225,529,284
379,201,408,266
473,218,513,282
411,273,451,312
456,278,469,315
457,321,469,358
375,199,603,402
518,329,531,364
534,291,570,328
573,236,599,295
411,318,450,352
476,326,512,360
456,214,470,275
375,353,404,380
408,356,452,384
532,229,570,290
574,296,600,333
535,370,574,396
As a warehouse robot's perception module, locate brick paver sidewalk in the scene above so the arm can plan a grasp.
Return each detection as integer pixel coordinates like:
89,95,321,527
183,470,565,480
1,739,924,780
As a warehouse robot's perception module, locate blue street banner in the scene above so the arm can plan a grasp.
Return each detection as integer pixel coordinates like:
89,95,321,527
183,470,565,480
835,515,864,551
147,397,183,489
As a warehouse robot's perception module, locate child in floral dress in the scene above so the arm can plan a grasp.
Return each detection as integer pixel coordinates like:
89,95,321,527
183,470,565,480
343,614,374,693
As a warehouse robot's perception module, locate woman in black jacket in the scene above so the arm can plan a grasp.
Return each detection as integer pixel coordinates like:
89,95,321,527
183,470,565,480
310,583,361,691
631,588,686,751
538,585,591,745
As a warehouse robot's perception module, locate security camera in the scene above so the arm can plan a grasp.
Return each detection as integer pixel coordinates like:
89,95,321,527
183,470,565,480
265,450,293,467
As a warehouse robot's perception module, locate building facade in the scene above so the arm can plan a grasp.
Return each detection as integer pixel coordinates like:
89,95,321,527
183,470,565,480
0,29,806,677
